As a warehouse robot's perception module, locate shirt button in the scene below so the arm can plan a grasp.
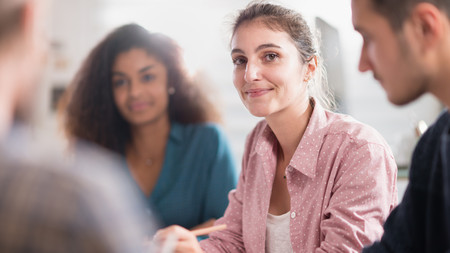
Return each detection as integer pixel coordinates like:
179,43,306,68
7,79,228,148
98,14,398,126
291,212,296,219
287,166,293,172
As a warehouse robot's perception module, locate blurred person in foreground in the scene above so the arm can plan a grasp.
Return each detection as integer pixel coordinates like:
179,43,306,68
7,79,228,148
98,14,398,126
59,23,238,232
0,0,156,252
352,0,450,252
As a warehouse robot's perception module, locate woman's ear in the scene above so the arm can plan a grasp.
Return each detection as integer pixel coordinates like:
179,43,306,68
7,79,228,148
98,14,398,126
308,55,318,74
304,55,317,82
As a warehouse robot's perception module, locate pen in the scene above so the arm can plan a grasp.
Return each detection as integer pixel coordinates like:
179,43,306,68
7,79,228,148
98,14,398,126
191,224,227,236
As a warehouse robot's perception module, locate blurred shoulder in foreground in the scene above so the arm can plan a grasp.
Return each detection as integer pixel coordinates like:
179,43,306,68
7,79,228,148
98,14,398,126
0,124,158,253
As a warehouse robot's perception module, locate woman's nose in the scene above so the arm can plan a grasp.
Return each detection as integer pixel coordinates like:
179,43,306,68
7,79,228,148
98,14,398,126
244,61,262,83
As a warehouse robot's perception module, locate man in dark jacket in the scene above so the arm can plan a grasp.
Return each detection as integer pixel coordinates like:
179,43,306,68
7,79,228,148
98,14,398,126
352,0,450,252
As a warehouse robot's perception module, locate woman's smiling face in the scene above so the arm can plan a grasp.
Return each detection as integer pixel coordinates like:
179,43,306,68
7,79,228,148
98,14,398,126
231,20,311,118
111,48,169,126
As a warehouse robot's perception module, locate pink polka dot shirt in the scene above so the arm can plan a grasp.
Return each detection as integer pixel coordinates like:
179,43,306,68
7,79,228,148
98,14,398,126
200,103,398,253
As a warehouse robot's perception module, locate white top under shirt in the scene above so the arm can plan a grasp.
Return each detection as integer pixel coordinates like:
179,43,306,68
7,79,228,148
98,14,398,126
265,212,294,253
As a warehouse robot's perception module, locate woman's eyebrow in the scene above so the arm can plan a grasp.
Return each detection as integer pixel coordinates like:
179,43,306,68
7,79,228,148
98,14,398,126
138,65,154,73
231,43,281,56
255,43,281,52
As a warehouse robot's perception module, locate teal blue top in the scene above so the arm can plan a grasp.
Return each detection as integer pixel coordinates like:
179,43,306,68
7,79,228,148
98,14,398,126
125,122,238,229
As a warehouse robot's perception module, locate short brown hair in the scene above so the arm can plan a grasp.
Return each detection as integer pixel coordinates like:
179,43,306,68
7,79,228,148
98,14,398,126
369,0,450,30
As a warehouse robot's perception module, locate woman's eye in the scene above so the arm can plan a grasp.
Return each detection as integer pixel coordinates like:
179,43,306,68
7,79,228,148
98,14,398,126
112,79,127,88
141,74,155,82
264,53,278,62
232,57,247,66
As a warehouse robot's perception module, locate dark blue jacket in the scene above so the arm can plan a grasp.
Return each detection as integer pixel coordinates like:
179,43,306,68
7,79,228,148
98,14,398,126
364,111,450,253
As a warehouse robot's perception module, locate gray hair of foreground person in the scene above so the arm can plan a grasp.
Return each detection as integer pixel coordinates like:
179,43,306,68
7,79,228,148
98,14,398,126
0,135,157,252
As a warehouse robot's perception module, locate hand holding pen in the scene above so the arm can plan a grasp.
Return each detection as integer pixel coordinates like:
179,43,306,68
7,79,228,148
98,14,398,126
153,224,227,253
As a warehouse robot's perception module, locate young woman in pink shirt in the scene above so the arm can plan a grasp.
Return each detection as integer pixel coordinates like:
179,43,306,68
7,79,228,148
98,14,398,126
155,2,398,252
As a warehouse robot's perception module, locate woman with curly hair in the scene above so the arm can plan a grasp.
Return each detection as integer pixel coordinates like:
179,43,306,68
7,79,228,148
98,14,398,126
60,23,238,231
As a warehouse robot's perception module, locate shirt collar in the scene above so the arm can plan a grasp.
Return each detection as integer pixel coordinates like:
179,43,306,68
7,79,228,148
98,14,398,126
254,99,330,179
289,100,330,178
254,124,277,159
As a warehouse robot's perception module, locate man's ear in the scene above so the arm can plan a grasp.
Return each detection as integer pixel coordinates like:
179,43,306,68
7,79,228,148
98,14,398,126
19,0,36,41
410,3,445,52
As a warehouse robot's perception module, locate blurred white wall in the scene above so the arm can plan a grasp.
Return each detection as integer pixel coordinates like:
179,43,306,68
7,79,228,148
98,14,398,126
40,0,442,199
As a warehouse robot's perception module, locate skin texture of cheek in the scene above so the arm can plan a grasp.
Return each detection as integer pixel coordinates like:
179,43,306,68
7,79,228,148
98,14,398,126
113,91,127,117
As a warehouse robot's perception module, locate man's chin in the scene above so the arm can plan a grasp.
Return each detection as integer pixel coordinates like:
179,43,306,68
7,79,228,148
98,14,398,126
387,93,416,106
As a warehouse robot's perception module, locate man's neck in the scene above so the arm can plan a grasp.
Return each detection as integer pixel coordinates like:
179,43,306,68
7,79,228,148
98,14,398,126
429,65,450,109
430,31,450,109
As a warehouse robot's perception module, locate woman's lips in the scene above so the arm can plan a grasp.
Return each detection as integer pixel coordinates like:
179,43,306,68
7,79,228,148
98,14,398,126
128,101,149,111
245,88,273,98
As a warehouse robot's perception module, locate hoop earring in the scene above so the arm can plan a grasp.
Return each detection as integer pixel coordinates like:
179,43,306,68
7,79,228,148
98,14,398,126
168,87,176,95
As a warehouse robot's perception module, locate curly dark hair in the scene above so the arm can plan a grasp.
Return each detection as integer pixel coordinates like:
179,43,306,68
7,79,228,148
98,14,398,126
61,24,220,154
